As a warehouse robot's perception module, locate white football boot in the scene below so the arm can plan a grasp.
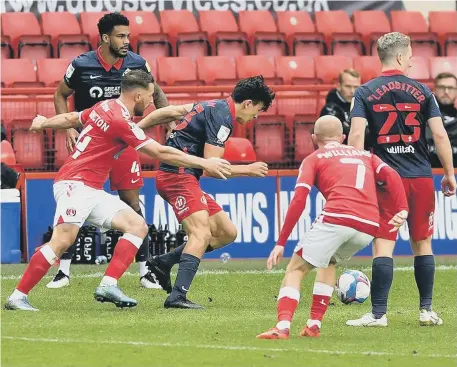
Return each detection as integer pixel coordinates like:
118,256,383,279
419,309,443,326
140,272,162,289
46,270,70,289
346,313,388,327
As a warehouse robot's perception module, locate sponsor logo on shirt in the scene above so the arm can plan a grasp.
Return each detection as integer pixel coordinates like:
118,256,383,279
386,145,415,154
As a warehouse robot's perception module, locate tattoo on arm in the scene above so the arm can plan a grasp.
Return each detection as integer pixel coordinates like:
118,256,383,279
153,82,169,108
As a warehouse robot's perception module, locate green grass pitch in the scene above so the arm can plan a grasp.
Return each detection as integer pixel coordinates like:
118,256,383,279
2,257,456,367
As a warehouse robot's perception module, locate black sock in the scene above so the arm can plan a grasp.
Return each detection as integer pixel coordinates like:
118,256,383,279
170,253,200,299
134,209,149,262
371,257,394,319
414,255,435,311
157,244,185,269
61,242,76,260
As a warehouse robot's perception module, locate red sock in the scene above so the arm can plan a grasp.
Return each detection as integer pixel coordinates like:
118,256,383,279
276,286,300,330
104,235,141,280
309,282,334,322
17,245,57,294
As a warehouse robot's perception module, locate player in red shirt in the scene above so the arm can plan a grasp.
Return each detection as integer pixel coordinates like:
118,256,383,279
256,116,408,339
4,70,230,311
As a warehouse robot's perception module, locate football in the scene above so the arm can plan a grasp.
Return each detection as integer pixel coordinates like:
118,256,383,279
336,270,371,304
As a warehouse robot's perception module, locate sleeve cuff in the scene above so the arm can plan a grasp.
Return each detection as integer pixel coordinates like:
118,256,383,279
135,139,153,151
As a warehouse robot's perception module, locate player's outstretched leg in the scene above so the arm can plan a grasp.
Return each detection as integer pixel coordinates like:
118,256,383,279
46,244,75,289
257,252,313,340
5,223,79,311
94,209,148,308
411,237,443,326
346,238,393,327
300,266,336,338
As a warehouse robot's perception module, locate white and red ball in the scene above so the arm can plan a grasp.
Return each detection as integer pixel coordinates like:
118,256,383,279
336,270,371,304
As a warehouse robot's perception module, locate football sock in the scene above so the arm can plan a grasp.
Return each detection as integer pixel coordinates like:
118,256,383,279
371,257,394,319
414,255,435,311
16,245,57,295
276,286,300,330
138,261,148,277
135,209,149,264
60,243,75,260
169,253,200,300
103,234,142,284
58,259,71,277
157,244,185,269
308,282,334,328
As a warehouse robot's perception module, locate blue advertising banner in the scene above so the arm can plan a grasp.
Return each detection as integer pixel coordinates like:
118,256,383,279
25,173,456,261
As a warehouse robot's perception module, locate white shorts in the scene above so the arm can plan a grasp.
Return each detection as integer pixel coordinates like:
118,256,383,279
294,222,374,268
53,180,130,232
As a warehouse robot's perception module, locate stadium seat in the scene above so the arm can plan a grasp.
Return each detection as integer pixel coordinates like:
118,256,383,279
157,57,201,86
314,11,363,56
1,36,13,59
53,130,69,168
238,11,288,58
390,11,438,57
315,56,353,83
223,137,256,163
1,97,37,125
1,59,41,88
80,12,108,49
198,11,249,58
1,12,51,59
37,59,70,87
41,12,90,58
138,126,165,168
11,129,45,169
429,57,457,79
236,56,280,84
429,11,457,56
276,92,319,121
293,120,315,161
353,56,382,83
407,57,431,82
253,117,287,164
159,11,210,59
197,56,237,85
274,56,318,84
0,140,17,165
353,11,391,55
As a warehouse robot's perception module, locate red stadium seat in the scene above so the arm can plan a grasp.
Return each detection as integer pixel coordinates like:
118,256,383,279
1,12,51,59
197,56,237,85
353,11,391,55
429,11,457,56
276,92,319,121
1,97,37,125
315,11,363,56
429,57,457,79
159,11,210,59
390,11,438,57
11,129,45,169
275,56,318,84
236,56,280,84
238,11,287,58
407,57,431,82
223,138,256,163
1,36,13,59
1,59,41,88
198,11,249,58
315,56,353,83
293,120,315,161
36,59,71,87
157,57,201,86
276,11,325,57
80,12,108,49
1,140,17,165
253,117,287,164
138,126,165,168
353,56,382,83
53,130,69,169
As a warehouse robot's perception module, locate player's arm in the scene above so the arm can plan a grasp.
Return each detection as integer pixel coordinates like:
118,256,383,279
30,112,82,132
137,104,194,129
348,88,368,150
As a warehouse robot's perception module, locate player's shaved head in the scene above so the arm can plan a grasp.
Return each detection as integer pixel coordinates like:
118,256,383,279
312,115,344,146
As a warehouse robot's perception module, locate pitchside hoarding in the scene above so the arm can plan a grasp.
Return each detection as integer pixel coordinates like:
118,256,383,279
25,173,456,261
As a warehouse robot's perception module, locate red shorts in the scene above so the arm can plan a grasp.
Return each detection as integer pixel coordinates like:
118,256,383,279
109,146,143,191
377,177,435,241
156,171,222,222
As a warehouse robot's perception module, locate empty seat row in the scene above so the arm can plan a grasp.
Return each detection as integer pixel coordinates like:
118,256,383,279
2,56,456,89
2,10,456,61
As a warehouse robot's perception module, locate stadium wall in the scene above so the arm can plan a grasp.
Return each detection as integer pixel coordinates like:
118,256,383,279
23,169,456,261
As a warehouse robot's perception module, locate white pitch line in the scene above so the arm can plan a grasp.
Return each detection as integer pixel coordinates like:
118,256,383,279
1,265,456,281
2,336,456,359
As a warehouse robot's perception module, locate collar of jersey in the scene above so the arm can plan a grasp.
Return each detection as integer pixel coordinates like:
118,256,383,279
380,69,404,77
116,99,131,119
96,47,123,72
225,97,236,125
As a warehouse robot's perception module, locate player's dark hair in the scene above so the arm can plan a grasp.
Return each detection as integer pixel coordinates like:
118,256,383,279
435,72,457,84
231,75,275,112
121,70,154,92
97,12,129,37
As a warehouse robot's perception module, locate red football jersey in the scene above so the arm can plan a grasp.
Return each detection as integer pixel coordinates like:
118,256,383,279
55,99,153,189
297,142,388,236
